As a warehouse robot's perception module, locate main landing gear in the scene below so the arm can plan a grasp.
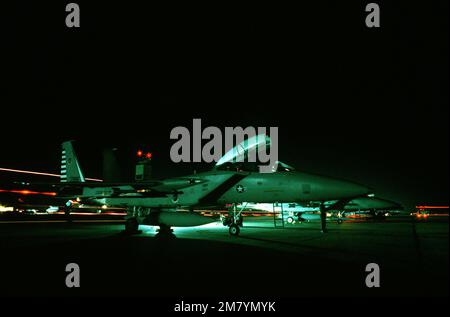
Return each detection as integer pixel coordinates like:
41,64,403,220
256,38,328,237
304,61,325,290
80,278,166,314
155,224,175,239
124,207,175,238
125,217,140,234
123,207,142,235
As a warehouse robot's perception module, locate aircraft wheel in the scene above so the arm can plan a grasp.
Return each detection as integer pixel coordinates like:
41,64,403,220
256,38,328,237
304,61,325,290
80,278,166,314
229,224,240,236
125,217,139,233
337,219,343,224
286,216,294,224
222,217,231,226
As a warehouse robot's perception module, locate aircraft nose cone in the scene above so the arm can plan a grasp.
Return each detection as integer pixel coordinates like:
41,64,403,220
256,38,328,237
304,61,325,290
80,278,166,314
291,172,372,202
355,197,403,210
332,180,372,199
307,174,372,201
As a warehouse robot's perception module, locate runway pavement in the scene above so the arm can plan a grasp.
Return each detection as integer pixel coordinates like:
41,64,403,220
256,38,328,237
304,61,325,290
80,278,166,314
0,215,448,297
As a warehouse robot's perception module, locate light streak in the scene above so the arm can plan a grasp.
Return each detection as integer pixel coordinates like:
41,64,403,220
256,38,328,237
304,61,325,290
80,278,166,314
416,205,449,209
0,167,102,182
0,189,57,196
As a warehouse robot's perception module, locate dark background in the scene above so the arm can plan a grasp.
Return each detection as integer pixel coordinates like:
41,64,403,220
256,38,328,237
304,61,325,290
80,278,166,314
2,1,448,210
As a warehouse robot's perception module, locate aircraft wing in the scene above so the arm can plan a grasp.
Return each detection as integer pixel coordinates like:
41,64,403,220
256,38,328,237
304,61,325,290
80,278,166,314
41,177,208,197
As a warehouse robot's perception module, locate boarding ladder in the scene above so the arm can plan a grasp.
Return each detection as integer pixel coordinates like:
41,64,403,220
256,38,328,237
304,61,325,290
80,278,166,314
273,202,285,228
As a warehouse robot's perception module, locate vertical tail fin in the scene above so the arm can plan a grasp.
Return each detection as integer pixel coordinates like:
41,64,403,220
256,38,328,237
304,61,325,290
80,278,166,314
61,141,85,183
102,148,123,182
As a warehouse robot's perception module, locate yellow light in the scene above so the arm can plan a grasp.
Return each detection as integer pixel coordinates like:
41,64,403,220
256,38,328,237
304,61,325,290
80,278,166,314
0,205,14,212
0,167,103,182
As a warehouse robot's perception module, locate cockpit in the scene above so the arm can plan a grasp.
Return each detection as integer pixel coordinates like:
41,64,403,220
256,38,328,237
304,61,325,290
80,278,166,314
215,161,295,173
214,133,295,173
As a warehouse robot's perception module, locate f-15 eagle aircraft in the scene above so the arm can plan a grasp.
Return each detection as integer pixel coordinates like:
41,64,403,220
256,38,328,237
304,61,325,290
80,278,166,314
55,137,371,235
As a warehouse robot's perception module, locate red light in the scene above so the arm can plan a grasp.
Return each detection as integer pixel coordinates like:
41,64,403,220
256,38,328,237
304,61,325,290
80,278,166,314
137,150,143,157
146,152,152,159
415,205,449,209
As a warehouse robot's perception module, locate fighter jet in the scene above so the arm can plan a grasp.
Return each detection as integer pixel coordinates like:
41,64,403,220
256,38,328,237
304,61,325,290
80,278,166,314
54,139,372,235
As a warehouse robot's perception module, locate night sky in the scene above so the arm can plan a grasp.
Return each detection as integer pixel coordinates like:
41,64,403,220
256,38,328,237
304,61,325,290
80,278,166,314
2,1,448,210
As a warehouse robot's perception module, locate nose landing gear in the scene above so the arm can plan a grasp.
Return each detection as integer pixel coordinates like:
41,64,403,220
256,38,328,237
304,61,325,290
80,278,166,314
228,224,240,236
225,203,246,236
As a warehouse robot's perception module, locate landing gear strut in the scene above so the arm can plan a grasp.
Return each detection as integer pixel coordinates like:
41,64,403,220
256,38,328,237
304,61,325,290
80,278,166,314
227,203,246,236
125,217,139,233
320,203,328,233
123,207,142,235
64,200,73,223
155,224,175,238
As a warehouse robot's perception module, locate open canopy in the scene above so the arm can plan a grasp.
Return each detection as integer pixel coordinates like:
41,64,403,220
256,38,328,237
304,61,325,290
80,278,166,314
215,134,271,167
215,134,294,172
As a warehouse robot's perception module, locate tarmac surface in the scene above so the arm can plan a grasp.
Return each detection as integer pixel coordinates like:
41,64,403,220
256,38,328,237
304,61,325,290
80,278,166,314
0,215,448,297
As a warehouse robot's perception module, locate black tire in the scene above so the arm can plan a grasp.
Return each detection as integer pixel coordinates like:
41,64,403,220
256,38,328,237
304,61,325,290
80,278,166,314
287,216,294,224
337,219,343,224
229,224,240,236
222,217,231,226
125,217,139,233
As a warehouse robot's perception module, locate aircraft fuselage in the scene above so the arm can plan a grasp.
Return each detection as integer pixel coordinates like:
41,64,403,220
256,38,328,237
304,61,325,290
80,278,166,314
80,170,370,209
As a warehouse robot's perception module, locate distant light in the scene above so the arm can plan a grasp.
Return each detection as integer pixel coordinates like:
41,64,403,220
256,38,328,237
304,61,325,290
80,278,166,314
368,193,375,197
416,205,449,209
0,205,14,212
101,204,108,209
146,152,152,159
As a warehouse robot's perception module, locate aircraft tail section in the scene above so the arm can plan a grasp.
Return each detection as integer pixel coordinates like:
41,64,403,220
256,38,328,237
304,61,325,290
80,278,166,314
61,141,85,183
102,148,123,182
